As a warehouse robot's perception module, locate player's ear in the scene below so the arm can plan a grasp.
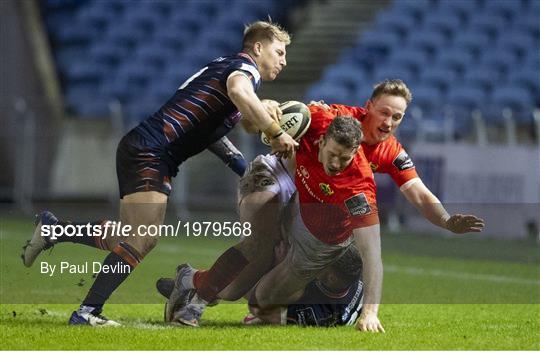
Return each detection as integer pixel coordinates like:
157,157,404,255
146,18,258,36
253,42,263,56
366,99,373,110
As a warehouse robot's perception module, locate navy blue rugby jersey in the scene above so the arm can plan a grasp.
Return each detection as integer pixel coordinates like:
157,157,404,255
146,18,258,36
287,278,364,327
134,53,261,169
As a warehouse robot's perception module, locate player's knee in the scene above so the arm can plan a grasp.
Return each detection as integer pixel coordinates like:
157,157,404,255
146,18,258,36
133,236,159,257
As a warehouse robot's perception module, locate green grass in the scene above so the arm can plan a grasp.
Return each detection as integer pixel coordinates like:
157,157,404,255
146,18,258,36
1,217,539,350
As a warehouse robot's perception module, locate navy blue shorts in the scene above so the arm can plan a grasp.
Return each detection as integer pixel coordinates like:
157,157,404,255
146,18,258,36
116,130,173,198
286,279,364,327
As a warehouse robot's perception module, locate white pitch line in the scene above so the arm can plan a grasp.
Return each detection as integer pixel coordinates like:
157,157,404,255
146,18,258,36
385,265,540,286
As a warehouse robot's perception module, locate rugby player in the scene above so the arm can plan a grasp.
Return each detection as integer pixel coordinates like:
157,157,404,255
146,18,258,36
157,244,364,327
21,20,297,326
164,80,484,331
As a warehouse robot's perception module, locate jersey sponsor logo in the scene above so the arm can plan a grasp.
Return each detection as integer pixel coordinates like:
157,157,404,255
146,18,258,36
299,165,310,179
344,193,372,216
369,162,378,172
319,183,334,196
392,151,414,171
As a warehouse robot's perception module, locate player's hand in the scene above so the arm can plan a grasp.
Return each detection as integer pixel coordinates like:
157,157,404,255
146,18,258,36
445,214,485,234
270,133,298,159
356,311,385,333
261,99,282,123
308,100,330,110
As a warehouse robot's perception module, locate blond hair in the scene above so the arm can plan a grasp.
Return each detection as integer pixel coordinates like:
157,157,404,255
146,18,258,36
370,79,413,104
242,20,291,50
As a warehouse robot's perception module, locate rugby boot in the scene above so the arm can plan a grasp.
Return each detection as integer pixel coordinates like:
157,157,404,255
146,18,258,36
243,313,264,325
22,211,58,267
69,307,121,327
166,263,198,322
157,276,218,312
171,294,204,327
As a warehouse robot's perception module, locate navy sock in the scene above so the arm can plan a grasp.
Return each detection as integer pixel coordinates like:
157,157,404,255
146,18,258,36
82,243,141,313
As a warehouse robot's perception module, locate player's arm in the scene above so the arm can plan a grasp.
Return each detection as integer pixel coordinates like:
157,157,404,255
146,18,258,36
227,74,298,158
352,224,385,333
240,99,282,134
400,179,485,234
207,137,247,177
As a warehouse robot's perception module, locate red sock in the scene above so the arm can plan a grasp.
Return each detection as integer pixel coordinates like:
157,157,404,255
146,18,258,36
193,247,248,302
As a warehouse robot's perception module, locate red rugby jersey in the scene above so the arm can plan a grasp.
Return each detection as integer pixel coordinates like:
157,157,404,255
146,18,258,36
318,104,419,187
294,105,379,245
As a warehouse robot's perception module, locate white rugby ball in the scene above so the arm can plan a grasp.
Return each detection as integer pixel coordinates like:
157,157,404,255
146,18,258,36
261,101,311,146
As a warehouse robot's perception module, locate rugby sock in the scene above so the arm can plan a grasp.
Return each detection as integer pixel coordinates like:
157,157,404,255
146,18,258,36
81,242,142,313
193,247,249,303
56,221,109,250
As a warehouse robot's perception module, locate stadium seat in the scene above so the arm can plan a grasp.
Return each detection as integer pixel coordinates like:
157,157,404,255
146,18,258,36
104,21,151,48
478,48,519,76
391,0,431,21
54,22,99,46
321,64,367,92
488,86,535,124
408,85,444,116
446,85,487,109
132,42,175,71
483,0,523,20
355,30,401,59
63,60,109,85
406,30,448,56
435,49,476,74
490,86,534,111
89,41,129,67
372,10,417,38
419,67,459,92
385,48,430,75
76,4,116,31
510,12,540,39
372,66,414,85
466,13,507,39
507,67,540,98
451,31,492,58
421,11,462,39
304,83,354,106
435,0,479,19
496,30,537,59
462,68,499,92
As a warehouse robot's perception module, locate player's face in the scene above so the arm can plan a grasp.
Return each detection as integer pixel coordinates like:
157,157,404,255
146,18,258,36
364,94,407,145
318,138,359,176
255,39,287,81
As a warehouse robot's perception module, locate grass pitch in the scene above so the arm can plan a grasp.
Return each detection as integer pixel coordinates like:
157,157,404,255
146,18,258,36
1,217,539,350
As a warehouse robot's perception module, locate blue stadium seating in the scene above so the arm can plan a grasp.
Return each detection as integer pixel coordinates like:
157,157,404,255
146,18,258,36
302,0,539,139
43,0,540,135
419,67,458,93
42,0,294,119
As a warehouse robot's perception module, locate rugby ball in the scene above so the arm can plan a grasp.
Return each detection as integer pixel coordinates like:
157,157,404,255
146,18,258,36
261,101,311,146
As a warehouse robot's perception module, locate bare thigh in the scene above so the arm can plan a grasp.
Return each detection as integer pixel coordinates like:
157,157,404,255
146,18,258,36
218,191,282,300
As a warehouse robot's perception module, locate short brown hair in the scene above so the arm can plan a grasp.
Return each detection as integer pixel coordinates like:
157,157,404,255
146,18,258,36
324,116,363,149
370,79,413,104
242,20,291,50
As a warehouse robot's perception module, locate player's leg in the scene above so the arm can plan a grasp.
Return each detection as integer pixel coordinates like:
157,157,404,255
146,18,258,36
165,155,291,325
22,213,114,267
251,201,352,319
70,130,171,326
211,190,282,301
